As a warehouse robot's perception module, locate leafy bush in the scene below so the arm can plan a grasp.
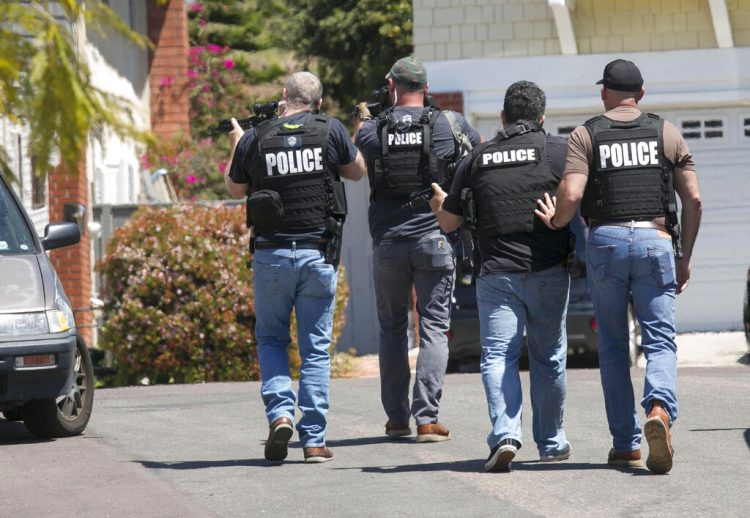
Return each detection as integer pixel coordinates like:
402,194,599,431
97,204,349,386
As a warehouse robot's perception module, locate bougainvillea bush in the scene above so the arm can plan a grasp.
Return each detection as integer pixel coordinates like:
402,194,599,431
97,204,349,386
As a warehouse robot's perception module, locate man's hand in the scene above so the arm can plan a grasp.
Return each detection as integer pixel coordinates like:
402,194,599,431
534,192,558,229
429,182,447,214
354,102,372,121
676,259,691,294
229,118,245,155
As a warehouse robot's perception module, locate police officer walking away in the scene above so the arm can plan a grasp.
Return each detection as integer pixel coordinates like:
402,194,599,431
355,57,481,441
226,71,366,463
431,81,572,472
535,59,702,474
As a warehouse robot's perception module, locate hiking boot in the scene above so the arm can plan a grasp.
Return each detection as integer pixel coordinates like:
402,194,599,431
607,448,643,467
385,422,412,438
264,417,294,462
644,401,674,474
303,446,334,463
416,422,451,443
540,442,572,462
485,438,520,472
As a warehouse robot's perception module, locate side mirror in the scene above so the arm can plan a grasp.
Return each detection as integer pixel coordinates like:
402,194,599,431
41,222,80,251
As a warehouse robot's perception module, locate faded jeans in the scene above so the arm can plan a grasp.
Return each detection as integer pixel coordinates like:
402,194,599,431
372,230,454,426
477,265,570,456
253,246,337,447
586,225,677,453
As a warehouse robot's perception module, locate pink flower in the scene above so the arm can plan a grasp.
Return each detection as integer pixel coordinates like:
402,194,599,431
186,175,197,184
223,59,235,69
198,18,207,27
188,46,203,58
206,43,223,54
187,69,198,79
190,2,204,13
140,154,151,169
218,161,227,173
159,76,174,87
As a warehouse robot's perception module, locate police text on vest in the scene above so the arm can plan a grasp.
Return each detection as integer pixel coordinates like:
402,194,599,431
388,132,422,146
265,148,324,176
481,148,536,166
598,141,658,169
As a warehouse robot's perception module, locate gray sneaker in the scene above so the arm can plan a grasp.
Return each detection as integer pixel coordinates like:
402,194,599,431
540,442,572,462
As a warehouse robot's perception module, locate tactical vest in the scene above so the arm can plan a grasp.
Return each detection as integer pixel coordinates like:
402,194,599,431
249,115,346,232
368,107,452,199
468,124,560,237
581,113,674,221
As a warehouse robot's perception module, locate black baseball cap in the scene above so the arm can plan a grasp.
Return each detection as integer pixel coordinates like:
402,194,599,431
596,59,644,92
387,56,428,89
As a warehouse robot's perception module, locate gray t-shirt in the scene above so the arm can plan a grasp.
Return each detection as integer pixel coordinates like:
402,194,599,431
355,107,481,244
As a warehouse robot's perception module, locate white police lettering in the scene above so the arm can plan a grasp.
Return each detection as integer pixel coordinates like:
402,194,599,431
388,132,423,146
265,148,324,176
598,141,658,169
480,148,536,166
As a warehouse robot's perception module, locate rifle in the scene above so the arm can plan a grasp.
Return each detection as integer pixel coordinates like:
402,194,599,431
208,101,279,136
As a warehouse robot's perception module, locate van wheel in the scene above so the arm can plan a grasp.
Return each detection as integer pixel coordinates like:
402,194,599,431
22,337,95,438
628,306,642,367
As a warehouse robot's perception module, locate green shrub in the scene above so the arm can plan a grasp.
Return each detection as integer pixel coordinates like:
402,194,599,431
97,204,349,386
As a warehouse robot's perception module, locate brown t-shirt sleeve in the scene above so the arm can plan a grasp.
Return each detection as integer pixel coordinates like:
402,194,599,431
563,126,592,177
663,120,696,173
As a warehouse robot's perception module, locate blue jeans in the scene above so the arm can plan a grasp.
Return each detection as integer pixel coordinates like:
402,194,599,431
476,265,570,456
372,230,454,426
253,246,337,447
586,225,677,453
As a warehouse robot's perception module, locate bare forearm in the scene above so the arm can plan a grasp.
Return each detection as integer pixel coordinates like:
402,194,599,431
553,174,585,226
679,197,701,260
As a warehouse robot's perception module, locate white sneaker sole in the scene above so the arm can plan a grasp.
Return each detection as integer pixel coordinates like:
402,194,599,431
485,445,516,472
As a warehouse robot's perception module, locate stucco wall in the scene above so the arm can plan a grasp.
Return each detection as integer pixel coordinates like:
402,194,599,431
729,0,750,46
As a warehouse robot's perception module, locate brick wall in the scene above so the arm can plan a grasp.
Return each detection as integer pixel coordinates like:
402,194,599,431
414,0,560,60
431,91,465,113
147,0,190,138
47,163,93,347
573,0,715,53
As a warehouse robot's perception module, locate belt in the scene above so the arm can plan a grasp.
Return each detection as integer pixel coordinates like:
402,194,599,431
253,240,327,251
589,220,668,232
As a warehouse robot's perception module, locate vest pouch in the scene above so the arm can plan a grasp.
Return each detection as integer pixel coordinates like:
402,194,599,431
248,189,285,229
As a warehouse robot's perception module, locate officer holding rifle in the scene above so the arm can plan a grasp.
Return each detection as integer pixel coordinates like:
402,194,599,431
354,56,481,442
225,71,366,464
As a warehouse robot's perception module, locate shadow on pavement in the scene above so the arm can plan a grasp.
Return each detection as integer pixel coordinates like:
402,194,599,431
0,419,54,445
336,459,632,474
325,436,409,447
137,458,304,469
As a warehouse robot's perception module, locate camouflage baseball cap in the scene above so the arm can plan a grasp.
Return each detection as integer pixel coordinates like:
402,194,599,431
386,56,428,89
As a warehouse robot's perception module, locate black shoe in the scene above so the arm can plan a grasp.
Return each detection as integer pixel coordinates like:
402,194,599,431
485,438,520,473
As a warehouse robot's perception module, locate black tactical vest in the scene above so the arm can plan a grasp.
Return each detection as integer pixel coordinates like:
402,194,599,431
581,113,673,221
368,107,451,199
250,115,347,232
468,124,560,237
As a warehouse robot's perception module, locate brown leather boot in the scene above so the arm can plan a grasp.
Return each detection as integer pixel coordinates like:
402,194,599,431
264,417,294,462
416,422,451,443
644,401,674,474
385,422,412,438
607,448,643,467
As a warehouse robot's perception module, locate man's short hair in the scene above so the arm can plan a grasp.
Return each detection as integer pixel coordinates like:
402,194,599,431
284,71,323,110
503,80,546,125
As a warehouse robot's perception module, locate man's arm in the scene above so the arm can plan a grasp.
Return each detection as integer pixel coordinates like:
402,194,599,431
338,150,366,181
536,128,589,228
673,168,702,294
429,182,464,233
225,118,250,198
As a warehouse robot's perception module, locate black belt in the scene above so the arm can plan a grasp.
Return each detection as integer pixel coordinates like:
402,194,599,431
253,240,327,250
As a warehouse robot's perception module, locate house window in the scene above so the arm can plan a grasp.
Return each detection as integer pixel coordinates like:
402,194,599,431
742,116,750,138
678,117,726,141
555,125,577,137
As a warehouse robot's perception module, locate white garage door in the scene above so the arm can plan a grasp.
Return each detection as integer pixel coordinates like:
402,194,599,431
477,109,750,332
